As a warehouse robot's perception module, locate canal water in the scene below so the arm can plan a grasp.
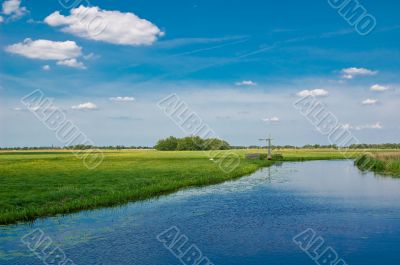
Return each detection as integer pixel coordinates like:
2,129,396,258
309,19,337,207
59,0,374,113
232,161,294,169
1,160,400,264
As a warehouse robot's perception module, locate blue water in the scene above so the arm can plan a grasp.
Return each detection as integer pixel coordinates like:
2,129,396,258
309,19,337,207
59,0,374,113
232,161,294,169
2,160,400,265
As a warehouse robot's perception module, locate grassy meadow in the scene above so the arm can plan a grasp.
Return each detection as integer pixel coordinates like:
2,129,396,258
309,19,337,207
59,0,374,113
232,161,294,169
356,152,400,177
0,148,384,225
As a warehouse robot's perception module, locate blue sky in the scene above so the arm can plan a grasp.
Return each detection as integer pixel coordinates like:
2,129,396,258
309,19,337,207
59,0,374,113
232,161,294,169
1,0,399,147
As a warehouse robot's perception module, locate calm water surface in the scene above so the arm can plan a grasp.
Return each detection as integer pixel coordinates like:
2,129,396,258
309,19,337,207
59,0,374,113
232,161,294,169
1,160,400,264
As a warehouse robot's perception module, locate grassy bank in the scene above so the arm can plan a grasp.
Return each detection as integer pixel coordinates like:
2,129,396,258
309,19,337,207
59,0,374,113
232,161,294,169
0,148,364,225
0,150,271,225
355,152,400,177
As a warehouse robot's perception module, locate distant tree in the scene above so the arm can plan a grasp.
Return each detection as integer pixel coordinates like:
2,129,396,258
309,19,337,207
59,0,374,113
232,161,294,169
205,138,230,150
154,136,178,151
176,136,204,150
154,136,231,151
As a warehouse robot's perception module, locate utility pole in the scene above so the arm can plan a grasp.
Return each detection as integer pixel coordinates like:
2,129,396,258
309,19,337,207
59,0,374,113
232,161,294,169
259,134,273,160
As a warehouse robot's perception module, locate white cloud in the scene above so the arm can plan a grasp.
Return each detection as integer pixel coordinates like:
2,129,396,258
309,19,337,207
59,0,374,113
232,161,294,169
71,102,98,110
5,38,86,69
44,6,164,46
262,116,280,123
109,96,135,102
370,84,389,92
42,65,51,71
235,80,257,86
296,89,328,97
341,123,352,130
361,98,378,105
57,58,86,69
341,67,377,79
83,52,99,60
2,0,27,19
341,122,382,130
0,16,4,23
358,122,383,130
6,38,81,60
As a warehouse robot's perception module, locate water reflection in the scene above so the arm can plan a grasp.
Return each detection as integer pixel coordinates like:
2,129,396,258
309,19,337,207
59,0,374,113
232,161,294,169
2,160,400,265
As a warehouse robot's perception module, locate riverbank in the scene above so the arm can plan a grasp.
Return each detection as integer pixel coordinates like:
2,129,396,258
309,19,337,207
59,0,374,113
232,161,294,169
0,149,366,225
355,152,400,177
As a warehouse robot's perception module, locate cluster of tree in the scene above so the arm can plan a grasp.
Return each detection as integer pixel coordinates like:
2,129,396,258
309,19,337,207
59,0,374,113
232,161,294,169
154,136,230,151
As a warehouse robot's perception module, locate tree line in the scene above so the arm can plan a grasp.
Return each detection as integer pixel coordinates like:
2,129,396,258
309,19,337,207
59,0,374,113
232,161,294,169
154,136,230,151
1,143,399,150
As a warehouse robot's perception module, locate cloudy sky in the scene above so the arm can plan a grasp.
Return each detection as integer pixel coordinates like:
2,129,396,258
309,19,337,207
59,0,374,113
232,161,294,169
1,0,399,147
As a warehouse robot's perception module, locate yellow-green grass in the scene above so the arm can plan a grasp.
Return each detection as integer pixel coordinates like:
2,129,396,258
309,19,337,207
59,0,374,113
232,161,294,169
0,148,379,225
355,152,400,177
0,149,270,225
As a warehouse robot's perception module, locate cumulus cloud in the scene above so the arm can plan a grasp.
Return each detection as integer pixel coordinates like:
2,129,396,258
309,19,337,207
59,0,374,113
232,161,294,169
109,96,135,102
262,116,280,123
2,0,27,20
5,38,86,69
71,102,98,110
57,58,86,69
296,89,328,97
341,122,382,130
361,98,378,105
42,65,51,71
370,84,389,92
235,80,257,86
44,6,164,46
341,67,377,79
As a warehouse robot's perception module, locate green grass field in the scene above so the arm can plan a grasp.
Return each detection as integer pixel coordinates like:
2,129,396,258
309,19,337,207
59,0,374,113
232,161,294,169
355,152,400,177
0,148,379,225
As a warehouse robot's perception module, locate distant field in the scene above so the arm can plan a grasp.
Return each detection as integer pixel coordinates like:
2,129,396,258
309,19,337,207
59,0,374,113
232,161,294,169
0,148,393,225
